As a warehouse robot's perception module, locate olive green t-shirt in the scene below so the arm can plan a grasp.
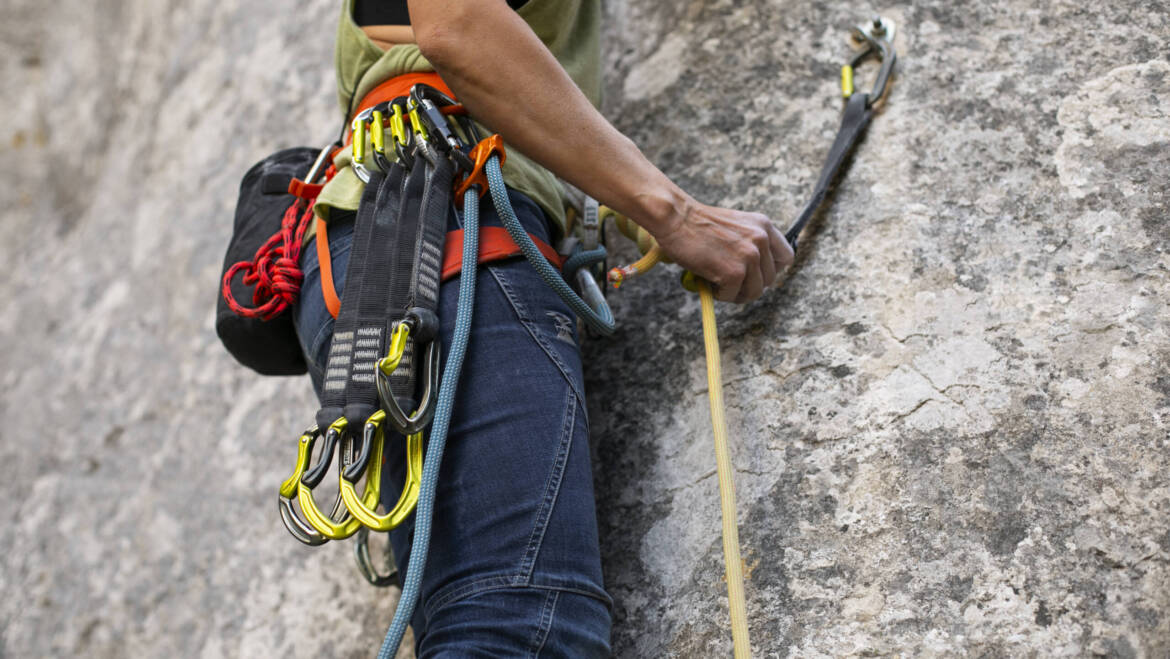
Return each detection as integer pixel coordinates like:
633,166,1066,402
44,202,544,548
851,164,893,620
310,0,601,242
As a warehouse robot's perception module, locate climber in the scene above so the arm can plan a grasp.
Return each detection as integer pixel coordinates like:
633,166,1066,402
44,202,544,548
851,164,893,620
291,0,794,655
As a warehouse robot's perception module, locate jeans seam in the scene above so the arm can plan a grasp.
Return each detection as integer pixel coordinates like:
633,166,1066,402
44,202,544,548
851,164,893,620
528,590,559,659
306,317,335,375
424,580,609,623
519,388,576,581
486,264,587,404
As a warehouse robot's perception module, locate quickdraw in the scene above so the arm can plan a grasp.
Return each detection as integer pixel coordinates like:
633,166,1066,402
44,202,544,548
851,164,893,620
610,17,898,659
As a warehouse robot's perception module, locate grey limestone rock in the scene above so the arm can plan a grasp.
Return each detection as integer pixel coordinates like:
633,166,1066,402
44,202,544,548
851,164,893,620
1,0,1167,657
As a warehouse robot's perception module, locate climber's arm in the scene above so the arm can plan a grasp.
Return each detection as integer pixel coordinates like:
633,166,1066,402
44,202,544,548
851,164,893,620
407,0,792,303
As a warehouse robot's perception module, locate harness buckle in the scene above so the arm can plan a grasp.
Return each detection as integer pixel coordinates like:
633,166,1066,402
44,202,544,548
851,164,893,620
842,16,897,107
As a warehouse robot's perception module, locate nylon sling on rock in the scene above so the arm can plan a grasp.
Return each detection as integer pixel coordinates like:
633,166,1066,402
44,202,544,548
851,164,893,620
784,92,872,251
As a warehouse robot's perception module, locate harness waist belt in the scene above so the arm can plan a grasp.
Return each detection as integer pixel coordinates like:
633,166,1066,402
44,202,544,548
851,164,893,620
348,73,455,130
441,227,564,282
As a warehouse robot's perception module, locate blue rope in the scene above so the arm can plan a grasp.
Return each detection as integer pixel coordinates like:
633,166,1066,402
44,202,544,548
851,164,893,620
377,154,617,657
561,246,607,284
485,157,616,336
376,174,481,659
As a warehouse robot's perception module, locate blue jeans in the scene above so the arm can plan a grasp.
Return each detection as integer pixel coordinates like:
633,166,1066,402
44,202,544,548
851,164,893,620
294,190,613,657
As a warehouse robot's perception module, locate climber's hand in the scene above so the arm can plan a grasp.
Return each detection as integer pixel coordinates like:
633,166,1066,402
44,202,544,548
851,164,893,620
654,201,794,304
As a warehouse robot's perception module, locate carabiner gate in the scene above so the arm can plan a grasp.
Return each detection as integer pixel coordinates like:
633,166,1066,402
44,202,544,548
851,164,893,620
375,315,442,435
841,16,897,107
297,417,383,540
277,427,350,546
340,410,424,531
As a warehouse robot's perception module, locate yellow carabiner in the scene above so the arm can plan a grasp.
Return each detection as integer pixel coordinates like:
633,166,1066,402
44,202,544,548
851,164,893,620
351,116,366,166
297,418,382,540
408,102,429,142
340,412,423,530
371,109,386,157
841,64,855,98
391,104,408,147
278,427,348,546
378,321,412,377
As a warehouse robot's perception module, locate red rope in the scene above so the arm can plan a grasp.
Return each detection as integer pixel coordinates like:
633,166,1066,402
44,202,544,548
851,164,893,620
222,198,315,320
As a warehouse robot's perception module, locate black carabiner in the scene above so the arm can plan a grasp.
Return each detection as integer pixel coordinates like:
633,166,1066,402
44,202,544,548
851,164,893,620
410,83,476,172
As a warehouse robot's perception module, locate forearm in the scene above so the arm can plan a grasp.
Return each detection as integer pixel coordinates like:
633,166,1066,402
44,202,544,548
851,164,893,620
407,0,692,238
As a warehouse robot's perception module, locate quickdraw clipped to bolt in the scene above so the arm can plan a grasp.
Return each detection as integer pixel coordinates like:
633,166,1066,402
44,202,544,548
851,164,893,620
842,15,897,108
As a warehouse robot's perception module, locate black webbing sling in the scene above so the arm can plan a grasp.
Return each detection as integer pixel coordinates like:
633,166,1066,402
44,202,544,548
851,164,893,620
785,92,873,251
304,136,455,489
785,20,896,252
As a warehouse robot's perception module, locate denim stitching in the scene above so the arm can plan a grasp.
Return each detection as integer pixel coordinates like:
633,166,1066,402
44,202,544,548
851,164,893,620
486,264,586,403
519,388,577,580
306,316,336,375
528,590,559,658
425,574,521,619
424,579,610,623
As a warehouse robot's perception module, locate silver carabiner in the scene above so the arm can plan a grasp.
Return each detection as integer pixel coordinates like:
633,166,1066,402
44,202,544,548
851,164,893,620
843,16,897,107
354,527,398,587
376,335,441,435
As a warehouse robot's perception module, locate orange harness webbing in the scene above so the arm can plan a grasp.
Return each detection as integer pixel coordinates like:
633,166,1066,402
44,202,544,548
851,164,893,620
314,73,560,319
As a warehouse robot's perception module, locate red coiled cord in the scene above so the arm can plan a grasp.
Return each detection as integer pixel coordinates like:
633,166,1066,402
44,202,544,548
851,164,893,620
221,198,315,320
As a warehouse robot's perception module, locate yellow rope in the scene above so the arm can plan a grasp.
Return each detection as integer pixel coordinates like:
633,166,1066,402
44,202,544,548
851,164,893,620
697,280,751,658
596,206,751,654
607,245,662,288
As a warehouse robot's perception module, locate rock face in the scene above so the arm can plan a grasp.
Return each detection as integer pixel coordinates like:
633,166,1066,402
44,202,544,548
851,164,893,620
1,1,1166,657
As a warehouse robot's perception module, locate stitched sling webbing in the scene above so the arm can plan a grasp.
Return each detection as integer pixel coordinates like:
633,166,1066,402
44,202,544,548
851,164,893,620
785,91,873,251
314,141,454,435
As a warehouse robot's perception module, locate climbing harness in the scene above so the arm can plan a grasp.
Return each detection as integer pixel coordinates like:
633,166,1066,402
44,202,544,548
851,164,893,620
220,12,893,657
609,17,897,658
